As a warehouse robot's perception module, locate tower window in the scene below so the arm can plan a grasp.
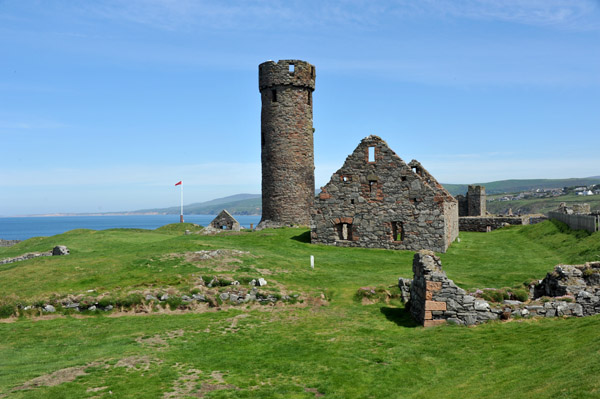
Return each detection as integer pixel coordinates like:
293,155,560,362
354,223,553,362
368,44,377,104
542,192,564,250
392,221,404,242
341,175,351,183
289,64,295,73
311,66,315,77
369,180,376,192
368,146,375,162
308,91,312,105
272,89,277,102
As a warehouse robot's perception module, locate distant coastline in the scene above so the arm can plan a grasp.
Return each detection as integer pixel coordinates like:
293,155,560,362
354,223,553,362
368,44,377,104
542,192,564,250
9,212,166,218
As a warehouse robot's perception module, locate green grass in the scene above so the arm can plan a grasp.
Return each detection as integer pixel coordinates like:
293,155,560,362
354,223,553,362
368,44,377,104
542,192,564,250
1,221,600,398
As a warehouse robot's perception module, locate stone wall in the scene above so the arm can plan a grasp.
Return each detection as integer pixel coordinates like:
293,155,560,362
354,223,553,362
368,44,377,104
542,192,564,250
534,262,600,316
457,185,486,217
0,239,21,247
402,253,600,327
467,185,486,216
258,59,315,228
548,211,598,233
408,251,500,326
0,246,69,265
311,136,458,253
459,216,530,232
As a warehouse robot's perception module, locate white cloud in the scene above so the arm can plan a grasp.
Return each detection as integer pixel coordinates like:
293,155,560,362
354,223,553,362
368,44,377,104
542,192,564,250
419,0,600,29
77,0,600,31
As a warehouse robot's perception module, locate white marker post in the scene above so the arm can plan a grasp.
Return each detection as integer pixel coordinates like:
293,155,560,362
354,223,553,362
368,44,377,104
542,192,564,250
310,255,314,269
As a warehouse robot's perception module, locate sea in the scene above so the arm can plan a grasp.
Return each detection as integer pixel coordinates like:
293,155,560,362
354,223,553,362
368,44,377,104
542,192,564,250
0,215,262,241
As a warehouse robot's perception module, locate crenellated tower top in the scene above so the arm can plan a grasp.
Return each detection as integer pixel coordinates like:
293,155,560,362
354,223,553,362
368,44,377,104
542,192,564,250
259,59,316,91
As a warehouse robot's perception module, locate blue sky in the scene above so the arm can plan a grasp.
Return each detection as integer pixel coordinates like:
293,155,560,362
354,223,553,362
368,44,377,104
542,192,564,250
1,0,599,216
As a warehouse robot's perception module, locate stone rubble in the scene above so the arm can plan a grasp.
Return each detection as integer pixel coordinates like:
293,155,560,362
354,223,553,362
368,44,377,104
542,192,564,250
401,252,600,327
0,246,70,265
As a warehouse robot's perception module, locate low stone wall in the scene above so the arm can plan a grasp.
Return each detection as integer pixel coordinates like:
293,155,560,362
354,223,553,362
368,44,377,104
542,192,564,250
534,262,600,316
0,245,69,265
408,251,501,326
0,239,21,247
529,215,548,225
401,252,600,327
459,216,529,232
548,211,598,233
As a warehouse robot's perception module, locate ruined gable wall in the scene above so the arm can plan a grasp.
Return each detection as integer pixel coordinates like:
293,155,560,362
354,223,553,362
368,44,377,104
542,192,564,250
311,136,456,253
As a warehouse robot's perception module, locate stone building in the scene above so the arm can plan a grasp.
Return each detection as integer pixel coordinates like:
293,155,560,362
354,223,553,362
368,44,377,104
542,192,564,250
207,210,240,232
311,135,459,253
257,59,316,229
456,185,486,217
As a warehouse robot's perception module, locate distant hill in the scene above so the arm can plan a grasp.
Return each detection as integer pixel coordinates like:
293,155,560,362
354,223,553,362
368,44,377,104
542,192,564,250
442,176,600,196
136,194,261,215
130,177,600,216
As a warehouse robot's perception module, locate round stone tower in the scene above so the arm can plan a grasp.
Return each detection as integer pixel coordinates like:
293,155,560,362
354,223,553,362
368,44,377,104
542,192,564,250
258,59,316,228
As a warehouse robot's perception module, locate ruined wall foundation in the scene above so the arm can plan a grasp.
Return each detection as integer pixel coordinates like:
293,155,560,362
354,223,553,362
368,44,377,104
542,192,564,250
401,252,600,327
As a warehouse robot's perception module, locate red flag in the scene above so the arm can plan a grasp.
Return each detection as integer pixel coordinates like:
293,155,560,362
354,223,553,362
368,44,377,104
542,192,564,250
174,181,182,186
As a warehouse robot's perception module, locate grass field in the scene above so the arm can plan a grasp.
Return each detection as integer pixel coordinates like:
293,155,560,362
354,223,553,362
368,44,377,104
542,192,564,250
1,221,599,398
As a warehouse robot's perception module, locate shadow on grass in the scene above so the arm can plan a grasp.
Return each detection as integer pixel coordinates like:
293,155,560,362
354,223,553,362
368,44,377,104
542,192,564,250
291,231,311,243
380,306,418,328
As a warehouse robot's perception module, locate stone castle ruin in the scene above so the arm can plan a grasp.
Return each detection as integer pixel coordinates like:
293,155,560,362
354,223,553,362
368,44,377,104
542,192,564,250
456,185,548,232
311,136,459,253
256,60,459,252
257,60,316,229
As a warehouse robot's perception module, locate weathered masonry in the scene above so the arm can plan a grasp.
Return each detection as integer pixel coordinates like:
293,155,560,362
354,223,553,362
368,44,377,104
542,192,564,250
311,135,459,253
457,185,486,217
208,210,240,232
258,59,316,229
401,251,600,327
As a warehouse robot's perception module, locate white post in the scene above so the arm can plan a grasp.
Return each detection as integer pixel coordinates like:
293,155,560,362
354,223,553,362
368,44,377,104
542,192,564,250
310,255,314,269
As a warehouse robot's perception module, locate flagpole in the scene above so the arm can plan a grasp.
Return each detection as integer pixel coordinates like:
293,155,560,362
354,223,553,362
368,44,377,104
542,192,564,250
180,182,184,223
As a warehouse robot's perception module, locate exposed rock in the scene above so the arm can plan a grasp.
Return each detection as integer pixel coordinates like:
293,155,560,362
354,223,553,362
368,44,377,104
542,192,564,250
52,245,70,256
44,305,56,313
